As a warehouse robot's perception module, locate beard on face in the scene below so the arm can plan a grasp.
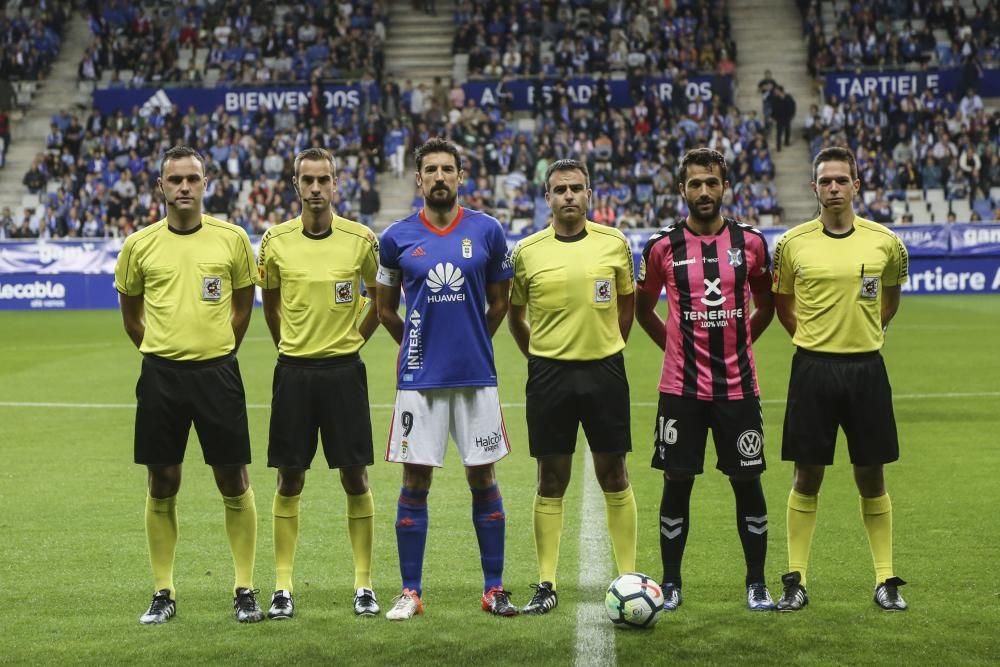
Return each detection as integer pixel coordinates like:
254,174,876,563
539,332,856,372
425,185,457,212
686,195,722,223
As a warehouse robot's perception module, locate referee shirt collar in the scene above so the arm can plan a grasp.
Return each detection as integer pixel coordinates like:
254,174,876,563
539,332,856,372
554,227,588,243
302,226,333,240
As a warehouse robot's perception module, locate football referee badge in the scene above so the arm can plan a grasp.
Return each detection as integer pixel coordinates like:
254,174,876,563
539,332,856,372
594,279,612,303
860,276,879,299
335,280,354,304
462,238,473,259
202,276,222,301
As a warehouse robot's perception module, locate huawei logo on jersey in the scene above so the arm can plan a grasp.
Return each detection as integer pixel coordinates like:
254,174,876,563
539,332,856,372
427,262,465,292
426,262,466,302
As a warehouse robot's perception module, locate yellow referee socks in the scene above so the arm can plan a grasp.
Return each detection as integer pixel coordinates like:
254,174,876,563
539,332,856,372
222,487,257,594
533,495,564,587
145,493,178,597
347,490,375,590
861,493,894,584
604,485,637,575
786,490,818,586
272,492,300,593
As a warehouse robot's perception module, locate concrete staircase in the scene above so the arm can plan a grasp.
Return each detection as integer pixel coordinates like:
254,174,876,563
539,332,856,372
374,0,457,229
0,9,92,217
383,0,455,88
730,0,819,225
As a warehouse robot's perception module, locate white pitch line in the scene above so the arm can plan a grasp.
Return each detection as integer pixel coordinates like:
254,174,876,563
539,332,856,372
574,451,615,667
2,391,999,411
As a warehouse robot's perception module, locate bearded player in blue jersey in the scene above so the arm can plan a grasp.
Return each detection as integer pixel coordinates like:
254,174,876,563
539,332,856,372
376,138,517,620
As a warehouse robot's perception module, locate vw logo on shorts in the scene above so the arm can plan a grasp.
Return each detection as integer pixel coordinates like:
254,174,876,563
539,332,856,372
736,430,763,458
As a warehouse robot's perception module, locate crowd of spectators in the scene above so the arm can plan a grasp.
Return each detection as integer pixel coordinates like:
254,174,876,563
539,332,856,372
78,1,387,88
797,0,1000,223
0,1,69,81
419,91,783,230
802,0,999,79
455,0,737,81
436,0,777,229
3,0,785,239
802,87,1000,220
4,100,389,239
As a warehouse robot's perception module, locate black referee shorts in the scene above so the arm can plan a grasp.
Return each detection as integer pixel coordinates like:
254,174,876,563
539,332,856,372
134,353,251,466
781,348,899,466
267,353,374,469
525,352,631,458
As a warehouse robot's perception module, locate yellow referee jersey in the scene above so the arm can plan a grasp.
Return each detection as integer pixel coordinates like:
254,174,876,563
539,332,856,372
114,215,258,361
511,221,634,360
257,215,378,358
772,216,908,353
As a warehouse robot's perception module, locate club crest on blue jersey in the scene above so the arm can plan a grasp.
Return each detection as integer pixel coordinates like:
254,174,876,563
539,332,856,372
462,237,473,259
727,248,743,267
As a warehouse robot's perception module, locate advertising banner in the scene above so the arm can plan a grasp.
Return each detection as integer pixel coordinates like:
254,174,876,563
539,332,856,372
824,68,1000,101
462,75,729,111
4,224,1000,308
92,84,373,117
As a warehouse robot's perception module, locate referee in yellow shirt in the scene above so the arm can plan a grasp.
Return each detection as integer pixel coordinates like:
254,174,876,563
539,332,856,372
257,148,381,619
771,146,910,612
115,146,262,624
509,159,637,615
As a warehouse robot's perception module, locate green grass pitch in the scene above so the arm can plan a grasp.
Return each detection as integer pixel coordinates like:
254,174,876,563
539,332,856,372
1,295,998,664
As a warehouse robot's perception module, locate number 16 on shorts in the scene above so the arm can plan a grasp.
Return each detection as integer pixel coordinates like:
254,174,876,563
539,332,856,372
656,417,677,459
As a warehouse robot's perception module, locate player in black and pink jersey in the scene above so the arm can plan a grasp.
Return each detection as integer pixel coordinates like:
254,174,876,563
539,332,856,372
636,148,776,612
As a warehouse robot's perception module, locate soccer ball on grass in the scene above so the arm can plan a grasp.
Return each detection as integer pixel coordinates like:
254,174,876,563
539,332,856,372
605,572,664,629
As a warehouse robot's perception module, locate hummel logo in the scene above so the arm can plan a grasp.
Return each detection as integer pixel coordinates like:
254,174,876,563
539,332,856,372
411,246,426,257
426,262,464,293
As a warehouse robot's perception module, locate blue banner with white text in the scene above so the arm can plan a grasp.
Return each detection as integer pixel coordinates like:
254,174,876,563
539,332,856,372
824,68,1000,101
92,84,374,117
462,75,729,111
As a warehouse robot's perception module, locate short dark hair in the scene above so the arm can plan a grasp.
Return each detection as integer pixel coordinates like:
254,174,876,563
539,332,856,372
679,148,728,183
813,146,858,181
160,145,205,174
414,137,462,171
294,147,336,179
544,159,590,191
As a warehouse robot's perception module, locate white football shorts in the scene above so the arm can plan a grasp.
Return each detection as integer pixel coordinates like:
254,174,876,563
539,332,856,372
385,387,511,467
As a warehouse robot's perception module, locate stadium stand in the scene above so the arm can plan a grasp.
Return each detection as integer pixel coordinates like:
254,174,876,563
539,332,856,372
803,0,1000,223
2,1,391,239
80,2,387,87
5,0,998,238
442,1,781,231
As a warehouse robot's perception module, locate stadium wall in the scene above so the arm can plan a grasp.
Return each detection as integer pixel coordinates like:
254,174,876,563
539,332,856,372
3,225,1000,309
